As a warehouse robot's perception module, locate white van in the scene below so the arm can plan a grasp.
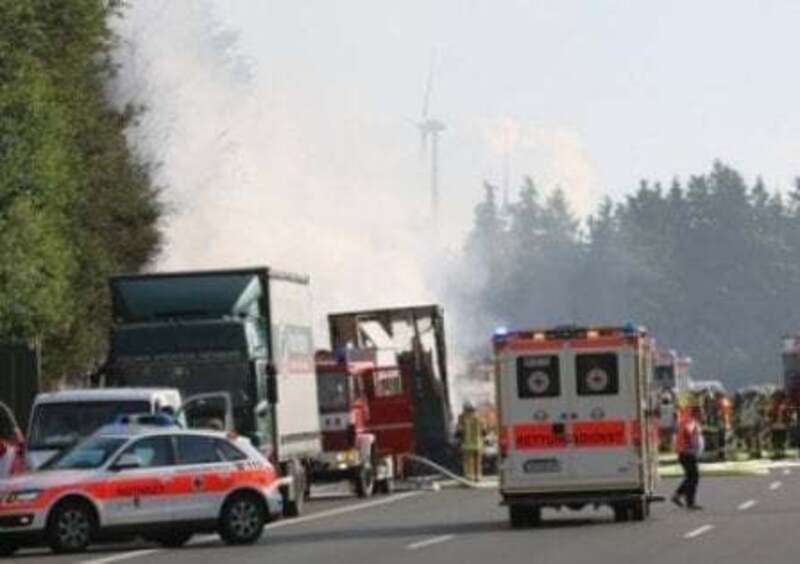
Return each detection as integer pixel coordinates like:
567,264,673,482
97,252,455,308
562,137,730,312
494,325,660,527
25,388,182,469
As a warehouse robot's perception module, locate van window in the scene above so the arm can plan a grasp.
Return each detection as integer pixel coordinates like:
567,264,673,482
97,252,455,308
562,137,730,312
576,353,619,396
516,355,560,398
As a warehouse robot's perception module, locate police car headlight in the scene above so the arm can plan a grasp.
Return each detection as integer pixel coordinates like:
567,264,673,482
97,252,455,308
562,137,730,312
6,490,43,504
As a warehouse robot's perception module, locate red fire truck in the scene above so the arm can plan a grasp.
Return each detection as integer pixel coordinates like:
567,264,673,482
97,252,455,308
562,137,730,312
494,324,660,526
311,349,411,496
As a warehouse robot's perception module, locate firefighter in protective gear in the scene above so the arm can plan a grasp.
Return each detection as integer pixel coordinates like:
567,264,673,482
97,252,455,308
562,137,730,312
457,401,485,482
769,390,791,459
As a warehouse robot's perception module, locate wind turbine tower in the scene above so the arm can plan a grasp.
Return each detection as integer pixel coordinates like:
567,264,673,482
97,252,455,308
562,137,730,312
417,60,446,223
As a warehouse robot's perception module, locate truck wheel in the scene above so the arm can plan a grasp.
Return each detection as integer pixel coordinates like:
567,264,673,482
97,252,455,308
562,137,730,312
376,477,395,495
47,500,95,554
613,504,631,523
354,464,375,498
509,505,540,528
631,499,648,522
219,493,266,545
283,462,306,517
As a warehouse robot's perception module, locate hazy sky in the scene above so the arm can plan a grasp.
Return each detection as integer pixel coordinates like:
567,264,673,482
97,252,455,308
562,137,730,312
211,0,800,237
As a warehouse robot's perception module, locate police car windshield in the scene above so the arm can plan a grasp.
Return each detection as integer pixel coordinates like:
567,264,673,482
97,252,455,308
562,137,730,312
43,436,128,470
317,373,349,411
28,401,150,449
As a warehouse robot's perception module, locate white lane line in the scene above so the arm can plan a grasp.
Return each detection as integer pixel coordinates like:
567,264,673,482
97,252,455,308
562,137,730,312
265,491,423,530
407,534,456,550
684,524,714,539
770,481,783,491
738,499,757,511
189,491,425,547
81,550,160,564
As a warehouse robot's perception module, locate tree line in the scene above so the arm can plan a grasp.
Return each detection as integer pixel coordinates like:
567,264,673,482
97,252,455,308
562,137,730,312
0,0,161,383
452,162,800,390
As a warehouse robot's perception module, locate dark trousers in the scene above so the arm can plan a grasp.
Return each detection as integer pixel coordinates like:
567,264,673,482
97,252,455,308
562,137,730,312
676,453,699,506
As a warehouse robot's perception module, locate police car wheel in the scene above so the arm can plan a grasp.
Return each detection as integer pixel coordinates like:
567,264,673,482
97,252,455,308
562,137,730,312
47,501,94,553
219,494,266,545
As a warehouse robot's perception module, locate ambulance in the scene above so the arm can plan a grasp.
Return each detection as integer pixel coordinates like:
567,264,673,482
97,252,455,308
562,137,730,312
494,324,660,527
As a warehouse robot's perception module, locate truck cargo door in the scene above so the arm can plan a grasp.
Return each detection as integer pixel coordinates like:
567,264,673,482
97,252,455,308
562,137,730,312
500,351,575,491
569,347,641,487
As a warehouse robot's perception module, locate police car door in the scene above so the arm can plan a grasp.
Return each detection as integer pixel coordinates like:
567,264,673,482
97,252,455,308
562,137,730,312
570,344,641,487
500,349,575,491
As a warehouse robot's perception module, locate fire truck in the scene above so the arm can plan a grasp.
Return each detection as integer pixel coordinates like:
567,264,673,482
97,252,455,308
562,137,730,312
327,306,455,470
311,349,408,496
494,324,660,527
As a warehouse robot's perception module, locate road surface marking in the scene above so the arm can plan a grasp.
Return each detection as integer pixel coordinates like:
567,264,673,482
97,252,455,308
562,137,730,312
81,550,160,564
407,534,456,550
770,481,782,491
738,500,757,511
188,491,425,547
783,468,792,476
264,491,423,530
684,525,714,539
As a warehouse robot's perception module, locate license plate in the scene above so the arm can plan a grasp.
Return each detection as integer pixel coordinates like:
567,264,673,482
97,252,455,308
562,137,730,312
523,458,561,473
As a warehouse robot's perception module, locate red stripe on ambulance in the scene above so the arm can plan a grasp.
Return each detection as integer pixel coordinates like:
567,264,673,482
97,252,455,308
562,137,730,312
513,424,567,449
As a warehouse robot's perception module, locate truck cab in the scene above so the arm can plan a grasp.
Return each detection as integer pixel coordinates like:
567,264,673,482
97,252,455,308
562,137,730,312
312,350,399,497
494,325,659,527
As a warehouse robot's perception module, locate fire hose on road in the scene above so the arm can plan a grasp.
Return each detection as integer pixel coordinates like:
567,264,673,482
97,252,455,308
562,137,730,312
402,453,485,489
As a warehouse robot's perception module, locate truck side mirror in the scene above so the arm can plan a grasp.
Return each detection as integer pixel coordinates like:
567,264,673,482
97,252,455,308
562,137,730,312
266,363,279,404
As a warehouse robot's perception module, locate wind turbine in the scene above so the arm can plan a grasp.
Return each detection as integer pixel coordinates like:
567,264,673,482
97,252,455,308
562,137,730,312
417,58,446,223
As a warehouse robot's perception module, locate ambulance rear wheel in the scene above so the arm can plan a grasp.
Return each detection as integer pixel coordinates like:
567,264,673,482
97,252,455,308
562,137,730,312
509,505,540,528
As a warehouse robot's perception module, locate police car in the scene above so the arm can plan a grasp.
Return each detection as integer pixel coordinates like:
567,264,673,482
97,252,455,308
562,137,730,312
0,423,283,556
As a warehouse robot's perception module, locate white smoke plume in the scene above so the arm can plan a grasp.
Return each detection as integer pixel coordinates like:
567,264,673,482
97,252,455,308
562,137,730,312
108,1,438,341
482,118,600,217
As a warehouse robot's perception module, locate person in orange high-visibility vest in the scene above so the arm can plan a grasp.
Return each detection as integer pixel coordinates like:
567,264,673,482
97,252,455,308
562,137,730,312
672,405,704,510
457,401,486,482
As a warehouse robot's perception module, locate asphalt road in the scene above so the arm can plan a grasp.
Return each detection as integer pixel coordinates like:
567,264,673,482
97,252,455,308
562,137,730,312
11,464,800,564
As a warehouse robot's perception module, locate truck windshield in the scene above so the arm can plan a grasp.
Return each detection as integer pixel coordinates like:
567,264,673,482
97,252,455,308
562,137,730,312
28,401,150,450
43,436,128,470
317,373,349,412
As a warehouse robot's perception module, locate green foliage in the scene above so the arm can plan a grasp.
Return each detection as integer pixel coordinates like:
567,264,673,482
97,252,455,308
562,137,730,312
0,0,161,383
456,162,800,389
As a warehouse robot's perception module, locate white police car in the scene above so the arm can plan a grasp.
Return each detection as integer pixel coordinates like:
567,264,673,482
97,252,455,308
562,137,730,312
0,423,282,556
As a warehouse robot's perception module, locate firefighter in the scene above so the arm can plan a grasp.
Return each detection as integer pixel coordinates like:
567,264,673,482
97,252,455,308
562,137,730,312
769,390,790,459
672,401,704,510
456,401,485,482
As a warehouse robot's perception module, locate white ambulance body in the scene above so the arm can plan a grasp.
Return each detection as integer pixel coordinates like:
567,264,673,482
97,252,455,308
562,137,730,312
494,325,659,527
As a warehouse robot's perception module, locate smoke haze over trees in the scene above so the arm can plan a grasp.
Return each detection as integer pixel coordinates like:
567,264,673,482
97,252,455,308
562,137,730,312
0,0,161,382
451,162,800,390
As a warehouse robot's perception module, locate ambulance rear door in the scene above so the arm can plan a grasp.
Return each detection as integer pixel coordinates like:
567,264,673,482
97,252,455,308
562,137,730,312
569,343,643,489
499,347,577,491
